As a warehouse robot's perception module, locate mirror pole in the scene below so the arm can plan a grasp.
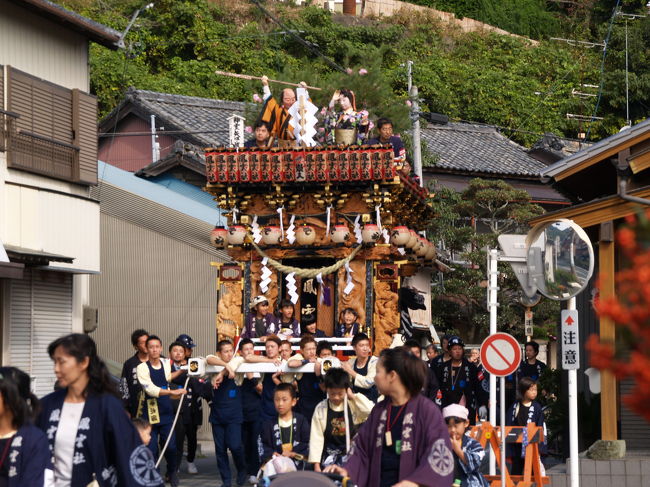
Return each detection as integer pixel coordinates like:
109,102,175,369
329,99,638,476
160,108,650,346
568,296,580,487
487,248,499,475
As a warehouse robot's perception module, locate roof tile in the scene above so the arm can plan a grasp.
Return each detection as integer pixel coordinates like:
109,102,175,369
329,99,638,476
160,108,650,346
421,123,547,177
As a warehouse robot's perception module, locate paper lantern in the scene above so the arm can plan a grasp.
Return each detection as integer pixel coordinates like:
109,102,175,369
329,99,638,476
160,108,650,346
227,225,247,245
210,226,228,248
361,223,381,244
296,225,316,246
330,223,350,244
390,226,410,247
262,226,282,245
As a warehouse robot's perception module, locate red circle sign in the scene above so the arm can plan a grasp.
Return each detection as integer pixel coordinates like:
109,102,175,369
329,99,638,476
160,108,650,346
480,333,522,377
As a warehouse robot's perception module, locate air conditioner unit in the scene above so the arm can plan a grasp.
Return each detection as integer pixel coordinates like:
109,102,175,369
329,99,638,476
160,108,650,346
83,306,98,333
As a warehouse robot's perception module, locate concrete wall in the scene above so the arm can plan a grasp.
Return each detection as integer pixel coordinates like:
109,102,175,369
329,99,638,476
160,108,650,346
315,0,535,42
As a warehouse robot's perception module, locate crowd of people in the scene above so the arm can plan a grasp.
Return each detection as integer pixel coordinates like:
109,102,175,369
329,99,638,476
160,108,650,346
0,293,548,487
116,296,548,487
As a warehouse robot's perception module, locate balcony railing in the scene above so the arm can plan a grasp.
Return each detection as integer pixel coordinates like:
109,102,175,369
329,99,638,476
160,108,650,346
1,110,80,182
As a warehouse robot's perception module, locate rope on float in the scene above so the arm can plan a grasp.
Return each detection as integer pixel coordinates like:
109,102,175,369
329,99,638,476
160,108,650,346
249,240,362,278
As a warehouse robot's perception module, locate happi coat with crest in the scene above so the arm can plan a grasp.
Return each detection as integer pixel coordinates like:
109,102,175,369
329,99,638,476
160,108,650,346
344,394,455,487
37,389,163,487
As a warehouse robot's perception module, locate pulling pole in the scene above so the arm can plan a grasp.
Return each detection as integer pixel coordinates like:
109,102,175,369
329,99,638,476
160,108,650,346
568,297,580,487
214,70,322,91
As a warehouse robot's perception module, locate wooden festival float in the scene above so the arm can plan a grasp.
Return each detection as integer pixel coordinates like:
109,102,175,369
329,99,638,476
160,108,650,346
206,64,442,352
203,142,439,351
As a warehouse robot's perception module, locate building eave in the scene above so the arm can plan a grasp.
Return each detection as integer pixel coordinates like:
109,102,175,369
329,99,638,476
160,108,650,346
8,0,121,49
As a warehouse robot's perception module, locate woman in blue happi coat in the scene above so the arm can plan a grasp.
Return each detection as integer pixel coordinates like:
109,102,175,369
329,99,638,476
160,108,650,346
0,366,53,486
506,377,547,475
37,333,163,487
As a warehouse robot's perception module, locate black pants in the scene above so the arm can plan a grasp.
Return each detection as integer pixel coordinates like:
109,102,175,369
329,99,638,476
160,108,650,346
175,421,199,467
242,418,262,476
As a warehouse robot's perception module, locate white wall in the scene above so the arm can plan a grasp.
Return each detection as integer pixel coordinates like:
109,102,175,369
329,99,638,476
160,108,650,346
0,2,89,92
1,176,100,273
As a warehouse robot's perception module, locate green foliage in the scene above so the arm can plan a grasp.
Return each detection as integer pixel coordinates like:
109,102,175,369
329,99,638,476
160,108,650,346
426,179,559,343
65,0,648,143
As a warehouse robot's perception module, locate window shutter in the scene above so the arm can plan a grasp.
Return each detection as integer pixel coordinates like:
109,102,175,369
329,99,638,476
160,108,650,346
0,64,4,112
7,66,34,135
9,270,73,397
72,89,98,185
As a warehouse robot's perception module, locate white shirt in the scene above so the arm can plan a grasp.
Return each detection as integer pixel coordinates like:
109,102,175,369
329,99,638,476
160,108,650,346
54,401,85,487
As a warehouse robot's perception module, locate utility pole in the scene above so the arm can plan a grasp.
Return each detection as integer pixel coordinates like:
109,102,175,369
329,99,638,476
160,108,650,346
407,61,423,187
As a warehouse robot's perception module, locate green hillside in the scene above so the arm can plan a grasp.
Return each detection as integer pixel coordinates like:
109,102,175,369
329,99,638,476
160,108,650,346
66,0,650,145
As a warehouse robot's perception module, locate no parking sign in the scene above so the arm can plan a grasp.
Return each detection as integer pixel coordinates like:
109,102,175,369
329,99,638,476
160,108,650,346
480,332,521,377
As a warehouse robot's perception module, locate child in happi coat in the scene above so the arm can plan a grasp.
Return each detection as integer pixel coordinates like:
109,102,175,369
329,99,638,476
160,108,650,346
443,404,489,487
133,417,152,446
242,295,278,339
261,383,310,468
309,368,373,471
277,299,301,338
335,308,361,338
287,336,326,422
0,367,53,487
506,377,547,475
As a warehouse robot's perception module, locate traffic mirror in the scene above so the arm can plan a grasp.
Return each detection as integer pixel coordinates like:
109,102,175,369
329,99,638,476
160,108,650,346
525,219,594,301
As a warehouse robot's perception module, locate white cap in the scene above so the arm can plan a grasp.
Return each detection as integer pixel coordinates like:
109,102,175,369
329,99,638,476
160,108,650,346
442,403,469,420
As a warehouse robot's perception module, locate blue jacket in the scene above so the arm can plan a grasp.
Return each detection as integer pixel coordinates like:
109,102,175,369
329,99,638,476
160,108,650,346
37,389,163,487
261,413,310,463
4,424,53,486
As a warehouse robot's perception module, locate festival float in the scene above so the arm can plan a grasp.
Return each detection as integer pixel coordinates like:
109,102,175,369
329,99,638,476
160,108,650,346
203,81,438,352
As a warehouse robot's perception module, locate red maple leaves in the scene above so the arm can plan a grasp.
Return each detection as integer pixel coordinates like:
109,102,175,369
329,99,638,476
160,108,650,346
587,211,650,422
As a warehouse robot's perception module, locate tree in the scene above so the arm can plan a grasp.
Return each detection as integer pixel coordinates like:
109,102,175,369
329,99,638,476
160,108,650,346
427,178,558,343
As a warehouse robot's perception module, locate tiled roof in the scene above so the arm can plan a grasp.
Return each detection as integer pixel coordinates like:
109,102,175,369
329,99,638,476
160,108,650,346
421,123,548,177
105,88,247,148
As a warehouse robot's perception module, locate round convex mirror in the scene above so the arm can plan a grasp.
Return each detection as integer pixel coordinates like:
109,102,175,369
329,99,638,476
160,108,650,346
526,219,594,301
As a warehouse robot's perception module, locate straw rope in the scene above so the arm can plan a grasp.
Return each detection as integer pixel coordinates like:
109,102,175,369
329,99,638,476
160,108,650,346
250,240,362,278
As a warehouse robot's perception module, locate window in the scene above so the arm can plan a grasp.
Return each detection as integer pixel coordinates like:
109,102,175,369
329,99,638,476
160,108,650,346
1,66,98,185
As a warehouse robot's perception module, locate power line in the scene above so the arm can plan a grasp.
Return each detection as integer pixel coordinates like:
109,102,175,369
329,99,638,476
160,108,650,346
585,0,622,140
248,0,347,74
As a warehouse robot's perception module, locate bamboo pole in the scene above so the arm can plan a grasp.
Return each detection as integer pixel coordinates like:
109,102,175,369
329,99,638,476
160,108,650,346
214,70,322,90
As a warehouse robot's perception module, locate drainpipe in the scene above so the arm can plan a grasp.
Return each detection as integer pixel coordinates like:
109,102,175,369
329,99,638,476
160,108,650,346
618,176,650,206
615,154,650,206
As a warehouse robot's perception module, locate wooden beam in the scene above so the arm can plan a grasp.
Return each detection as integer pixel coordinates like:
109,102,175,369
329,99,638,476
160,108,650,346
629,148,650,174
529,187,650,228
598,229,617,441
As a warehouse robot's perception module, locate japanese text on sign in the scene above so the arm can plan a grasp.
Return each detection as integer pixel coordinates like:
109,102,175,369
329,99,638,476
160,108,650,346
561,309,579,370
